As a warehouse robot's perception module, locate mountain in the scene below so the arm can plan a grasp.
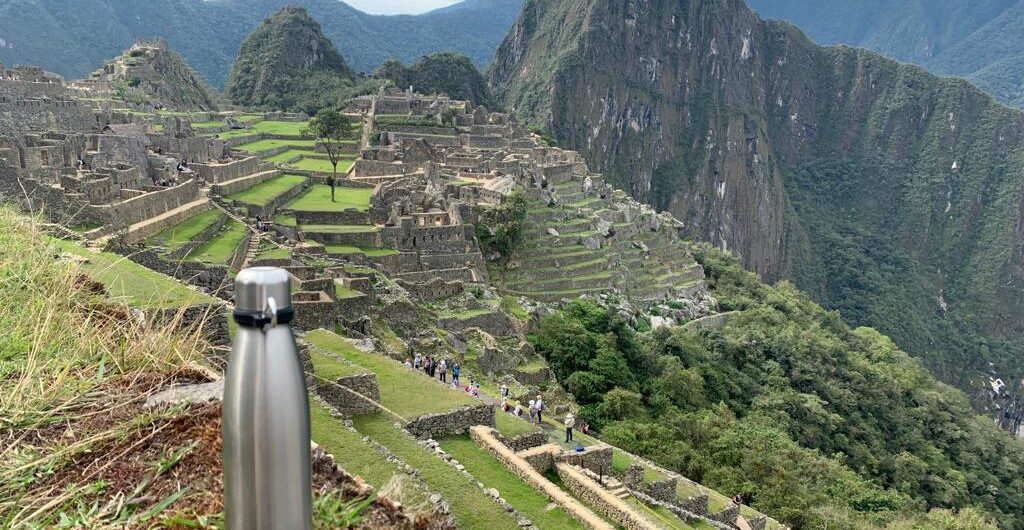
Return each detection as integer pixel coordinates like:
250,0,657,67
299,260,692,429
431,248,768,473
88,39,218,111
489,0,1024,415
374,52,494,107
226,5,354,109
0,0,524,89
744,0,1024,108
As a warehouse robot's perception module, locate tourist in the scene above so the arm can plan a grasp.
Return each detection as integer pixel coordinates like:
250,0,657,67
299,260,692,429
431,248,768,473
473,383,480,397
528,400,537,424
452,362,460,386
564,412,575,443
501,399,510,412
438,359,448,383
579,420,590,435
535,394,544,423
500,384,508,399
403,358,412,368
513,402,522,417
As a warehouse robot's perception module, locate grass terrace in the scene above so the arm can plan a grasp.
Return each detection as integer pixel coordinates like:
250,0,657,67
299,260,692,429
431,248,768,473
441,435,587,530
494,411,540,438
265,149,320,164
191,120,223,129
325,245,398,257
148,210,223,253
286,184,372,212
227,174,306,206
353,416,521,530
250,120,311,136
306,329,477,419
283,157,355,174
235,139,316,153
189,219,247,265
334,280,363,300
52,238,213,308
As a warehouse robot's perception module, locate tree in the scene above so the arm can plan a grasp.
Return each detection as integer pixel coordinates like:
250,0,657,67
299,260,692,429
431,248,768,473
306,109,355,202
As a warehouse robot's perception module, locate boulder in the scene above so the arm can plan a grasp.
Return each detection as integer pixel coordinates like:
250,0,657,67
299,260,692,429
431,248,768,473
546,227,560,237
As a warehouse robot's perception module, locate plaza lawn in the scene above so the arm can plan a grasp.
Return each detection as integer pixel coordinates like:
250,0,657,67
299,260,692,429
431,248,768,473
190,220,247,265
235,139,316,153
283,157,354,174
325,245,398,257
440,435,586,530
149,210,223,253
52,239,213,308
353,416,520,530
251,120,311,136
228,174,306,206
287,184,372,212
305,329,477,419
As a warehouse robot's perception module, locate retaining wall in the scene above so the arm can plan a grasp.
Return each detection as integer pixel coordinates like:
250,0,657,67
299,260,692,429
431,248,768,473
555,462,661,530
317,372,380,417
404,403,494,439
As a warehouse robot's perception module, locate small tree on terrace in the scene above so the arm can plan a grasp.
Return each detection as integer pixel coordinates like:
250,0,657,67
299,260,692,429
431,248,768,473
306,109,355,202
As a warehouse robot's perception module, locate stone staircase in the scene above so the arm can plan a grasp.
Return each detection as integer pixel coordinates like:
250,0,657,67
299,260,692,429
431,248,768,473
579,467,631,500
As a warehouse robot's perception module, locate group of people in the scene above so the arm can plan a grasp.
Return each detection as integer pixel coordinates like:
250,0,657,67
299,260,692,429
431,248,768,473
254,215,272,232
407,354,462,387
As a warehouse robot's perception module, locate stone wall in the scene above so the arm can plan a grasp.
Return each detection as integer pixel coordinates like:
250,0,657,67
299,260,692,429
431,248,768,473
87,178,201,228
396,277,464,301
194,156,261,184
469,428,615,530
555,462,661,530
404,403,494,439
353,159,412,177
0,96,97,134
555,445,614,475
292,295,336,331
440,311,517,337
317,372,381,416
294,209,371,226
498,430,548,452
118,246,231,295
647,477,678,504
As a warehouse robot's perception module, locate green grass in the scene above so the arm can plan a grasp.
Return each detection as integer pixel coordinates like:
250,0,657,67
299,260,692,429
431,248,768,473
149,210,223,252
190,220,247,265
216,129,259,140
310,349,367,381
51,239,213,308
228,174,306,206
325,245,398,257
265,149,319,164
191,120,223,129
301,224,378,234
353,416,520,530
306,329,477,419
286,185,372,212
631,499,694,530
273,214,297,227
309,402,422,504
235,139,316,152
440,435,586,530
495,412,540,438
284,157,354,173
334,280,363,300
256,245,290,260
251,120,311,136
611,449,666,483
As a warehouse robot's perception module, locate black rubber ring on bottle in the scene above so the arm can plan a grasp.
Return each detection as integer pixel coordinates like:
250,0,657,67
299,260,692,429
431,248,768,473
233,306,295,328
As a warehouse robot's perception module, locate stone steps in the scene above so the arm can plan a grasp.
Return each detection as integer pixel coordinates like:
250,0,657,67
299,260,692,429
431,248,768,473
119,196,212,244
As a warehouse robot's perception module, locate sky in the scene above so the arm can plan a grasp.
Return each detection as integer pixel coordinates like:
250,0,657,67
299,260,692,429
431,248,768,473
343,0,462,15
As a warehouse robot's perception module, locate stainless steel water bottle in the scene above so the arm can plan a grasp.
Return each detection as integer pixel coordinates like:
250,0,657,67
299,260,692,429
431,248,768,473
222,267,311,530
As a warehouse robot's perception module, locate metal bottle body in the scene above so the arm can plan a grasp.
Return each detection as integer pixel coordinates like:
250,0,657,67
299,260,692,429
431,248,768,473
222,322,311,530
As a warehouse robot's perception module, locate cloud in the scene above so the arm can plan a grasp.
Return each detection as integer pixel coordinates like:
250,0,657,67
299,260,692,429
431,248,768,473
344,0,462,15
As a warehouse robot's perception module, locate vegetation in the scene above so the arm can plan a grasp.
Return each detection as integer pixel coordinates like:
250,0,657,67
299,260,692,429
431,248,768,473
225,6,356,111
149,210,223,253
287,184,372,212
476,192,528,255
306,110,357,201
227,174,306,206
531,246,1023,530
189,219,247,265
375,52,494,106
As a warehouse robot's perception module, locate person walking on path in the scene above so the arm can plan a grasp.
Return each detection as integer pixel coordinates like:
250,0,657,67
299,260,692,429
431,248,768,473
452,363,460,386
500,384,509,399
564,412,576,443
528,400,537,424
438,359,448,383
535,394,544,423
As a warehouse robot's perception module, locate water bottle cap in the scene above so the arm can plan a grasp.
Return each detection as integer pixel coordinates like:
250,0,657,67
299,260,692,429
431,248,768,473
234,267,292,313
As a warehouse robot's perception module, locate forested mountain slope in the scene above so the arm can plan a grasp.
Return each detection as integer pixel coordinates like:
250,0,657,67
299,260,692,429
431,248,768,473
0,0,523,88
745,0,1024,108
488,0,1024,411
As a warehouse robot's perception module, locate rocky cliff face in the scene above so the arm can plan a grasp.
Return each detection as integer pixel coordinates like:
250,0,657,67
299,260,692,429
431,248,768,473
489,0,1024,407
226,5,355,108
